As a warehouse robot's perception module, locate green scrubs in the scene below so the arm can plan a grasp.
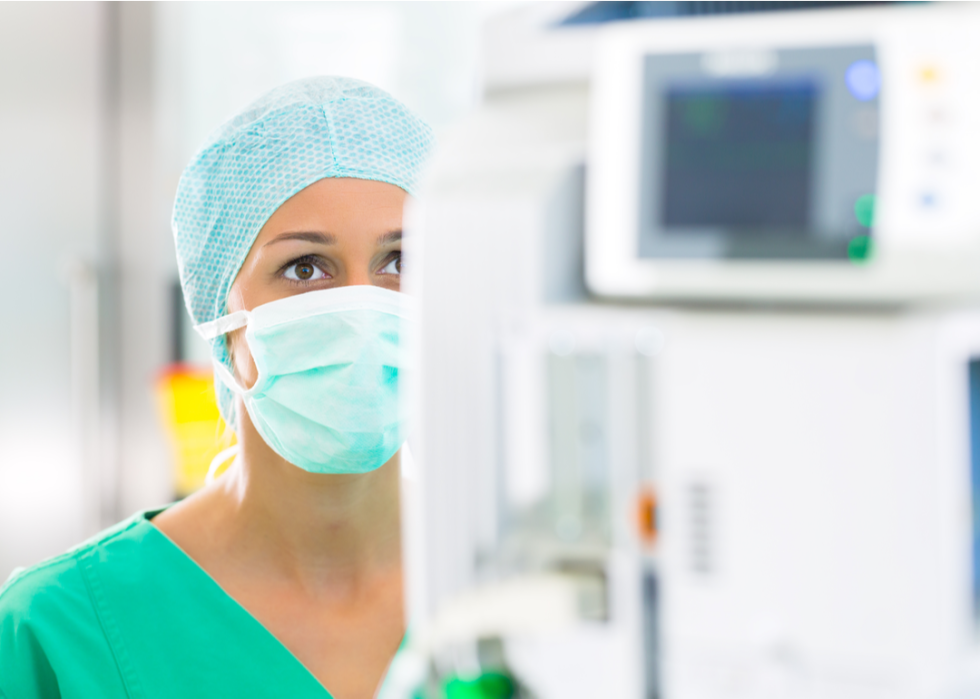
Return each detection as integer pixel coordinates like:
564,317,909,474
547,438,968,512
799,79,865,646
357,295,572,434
0,509,364,698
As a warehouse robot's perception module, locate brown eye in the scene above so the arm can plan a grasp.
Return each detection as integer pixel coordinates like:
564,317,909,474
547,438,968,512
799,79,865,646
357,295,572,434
379,254,401,276
284,260,325,282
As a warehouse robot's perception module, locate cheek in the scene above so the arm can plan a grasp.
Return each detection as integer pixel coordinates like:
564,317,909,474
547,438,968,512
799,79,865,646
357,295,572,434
227,329,259,389
378,275,401,293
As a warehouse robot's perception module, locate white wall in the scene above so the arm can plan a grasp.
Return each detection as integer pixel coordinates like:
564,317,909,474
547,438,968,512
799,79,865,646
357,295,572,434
0,3,105,579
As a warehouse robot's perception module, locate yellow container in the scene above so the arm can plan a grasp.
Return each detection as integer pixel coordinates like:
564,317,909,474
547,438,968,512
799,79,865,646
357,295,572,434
155,364,236,496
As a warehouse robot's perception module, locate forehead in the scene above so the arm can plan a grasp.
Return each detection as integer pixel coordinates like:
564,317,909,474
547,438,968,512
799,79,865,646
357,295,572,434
260,178,407,234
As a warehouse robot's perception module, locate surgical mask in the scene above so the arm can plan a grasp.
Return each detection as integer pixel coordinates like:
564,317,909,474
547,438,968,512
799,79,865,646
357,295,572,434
195,285,415,475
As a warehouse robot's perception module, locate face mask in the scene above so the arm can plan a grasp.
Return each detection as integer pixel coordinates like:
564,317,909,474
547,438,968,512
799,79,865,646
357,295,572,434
195,285,415,475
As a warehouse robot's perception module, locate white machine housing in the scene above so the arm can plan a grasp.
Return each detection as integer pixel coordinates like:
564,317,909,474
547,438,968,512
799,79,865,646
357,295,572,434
587,6,980,303
408,4,980,699
653,309,980,699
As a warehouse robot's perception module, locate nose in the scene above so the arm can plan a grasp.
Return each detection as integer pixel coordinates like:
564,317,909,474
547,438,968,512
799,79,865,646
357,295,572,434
345,265,374,287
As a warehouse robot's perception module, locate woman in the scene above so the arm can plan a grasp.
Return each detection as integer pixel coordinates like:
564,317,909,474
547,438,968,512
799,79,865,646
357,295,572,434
0,76,433,699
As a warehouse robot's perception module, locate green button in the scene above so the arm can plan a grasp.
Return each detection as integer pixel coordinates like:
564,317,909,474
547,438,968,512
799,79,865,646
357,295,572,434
443,671,516,699
854,194,876,228
847,235,874,263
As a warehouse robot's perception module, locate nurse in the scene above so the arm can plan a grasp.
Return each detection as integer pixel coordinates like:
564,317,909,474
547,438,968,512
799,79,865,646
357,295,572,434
0,76,433,698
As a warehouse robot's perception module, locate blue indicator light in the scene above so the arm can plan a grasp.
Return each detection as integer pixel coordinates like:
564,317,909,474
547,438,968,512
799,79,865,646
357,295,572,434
846,60,881,101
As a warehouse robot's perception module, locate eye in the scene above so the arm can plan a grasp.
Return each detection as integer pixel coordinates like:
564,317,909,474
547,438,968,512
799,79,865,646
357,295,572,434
283,259,328,282
379,254,401,276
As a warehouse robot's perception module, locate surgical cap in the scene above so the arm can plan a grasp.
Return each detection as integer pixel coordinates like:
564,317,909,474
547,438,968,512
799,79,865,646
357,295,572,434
173,76,434,423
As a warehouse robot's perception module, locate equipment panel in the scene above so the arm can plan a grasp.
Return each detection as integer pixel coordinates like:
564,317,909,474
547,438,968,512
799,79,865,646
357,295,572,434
587,5,980,303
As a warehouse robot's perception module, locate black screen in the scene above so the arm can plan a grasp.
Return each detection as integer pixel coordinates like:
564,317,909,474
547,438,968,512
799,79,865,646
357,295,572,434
638,46,880,261
662,81,816,232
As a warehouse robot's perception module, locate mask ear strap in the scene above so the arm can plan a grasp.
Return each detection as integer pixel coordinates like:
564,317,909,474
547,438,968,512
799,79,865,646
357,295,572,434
212,358,247,396
205,444,240,485
194,311,252,396
195,310,250,340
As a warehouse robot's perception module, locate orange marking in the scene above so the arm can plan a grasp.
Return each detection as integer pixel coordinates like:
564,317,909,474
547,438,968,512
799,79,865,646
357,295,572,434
636,487,658,547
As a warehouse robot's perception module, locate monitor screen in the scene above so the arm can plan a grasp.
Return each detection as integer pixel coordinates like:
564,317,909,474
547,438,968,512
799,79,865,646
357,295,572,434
639,46,880,261
968,358,980,625
662,81,816,230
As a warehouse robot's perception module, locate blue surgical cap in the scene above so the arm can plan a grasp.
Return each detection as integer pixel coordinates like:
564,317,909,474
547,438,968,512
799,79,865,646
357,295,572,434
172,76,434,423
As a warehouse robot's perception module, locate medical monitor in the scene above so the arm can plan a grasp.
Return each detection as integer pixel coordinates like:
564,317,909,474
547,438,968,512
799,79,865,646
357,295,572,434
586,6,980,303
640,47,878,261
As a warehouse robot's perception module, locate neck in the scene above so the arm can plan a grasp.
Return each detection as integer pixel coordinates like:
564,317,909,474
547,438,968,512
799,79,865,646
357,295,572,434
215,405,403,595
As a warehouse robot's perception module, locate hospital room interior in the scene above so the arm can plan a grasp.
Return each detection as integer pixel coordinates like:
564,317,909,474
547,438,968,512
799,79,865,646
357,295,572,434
4,2,980,698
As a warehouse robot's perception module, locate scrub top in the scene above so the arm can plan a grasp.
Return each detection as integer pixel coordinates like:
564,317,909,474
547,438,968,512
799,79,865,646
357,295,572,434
0,509,397,698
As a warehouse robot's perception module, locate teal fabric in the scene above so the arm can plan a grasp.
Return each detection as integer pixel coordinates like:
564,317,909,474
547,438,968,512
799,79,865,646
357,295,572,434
0,511,336,698
171,76,434,423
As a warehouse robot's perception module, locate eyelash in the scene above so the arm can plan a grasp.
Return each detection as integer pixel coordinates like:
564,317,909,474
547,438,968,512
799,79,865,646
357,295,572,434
278,252,401,283
378,251,401,275
280,255,328,284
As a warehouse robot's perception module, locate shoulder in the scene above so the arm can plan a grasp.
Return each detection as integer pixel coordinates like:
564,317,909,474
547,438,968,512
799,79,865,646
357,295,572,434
0,547,93,697
0,512,156,697
0,550,88,627
0,511,150,616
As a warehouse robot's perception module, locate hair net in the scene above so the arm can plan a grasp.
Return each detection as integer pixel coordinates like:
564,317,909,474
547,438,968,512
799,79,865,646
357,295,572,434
172,76,434,424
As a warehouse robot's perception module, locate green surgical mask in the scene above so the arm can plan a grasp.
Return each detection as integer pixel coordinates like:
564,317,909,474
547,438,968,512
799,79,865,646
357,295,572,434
196,285,414,474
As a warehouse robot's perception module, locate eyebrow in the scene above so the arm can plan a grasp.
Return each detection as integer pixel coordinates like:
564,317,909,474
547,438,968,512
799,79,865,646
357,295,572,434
263,229,402,247
264,231,336,247
377,230,402,245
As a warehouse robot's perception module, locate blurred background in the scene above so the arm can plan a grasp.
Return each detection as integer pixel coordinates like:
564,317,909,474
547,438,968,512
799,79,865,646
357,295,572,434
7,3,980,698
0,1,505,582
